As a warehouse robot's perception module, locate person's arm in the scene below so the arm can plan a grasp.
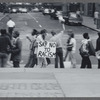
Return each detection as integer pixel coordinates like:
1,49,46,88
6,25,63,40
12,39,22,53
26,35,32,43
26,36,32,42
56,30,64,38
7,37,13,48
96,39,99,51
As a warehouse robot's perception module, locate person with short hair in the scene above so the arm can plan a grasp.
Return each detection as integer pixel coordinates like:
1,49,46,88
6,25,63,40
10,31,22,67
36,29,48,68
25,29,38,68
64,31,76,68
80,33,95,68
50,30,64,68
7,17,15,39
0,29,12,67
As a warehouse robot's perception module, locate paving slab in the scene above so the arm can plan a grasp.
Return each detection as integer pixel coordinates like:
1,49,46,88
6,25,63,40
0,69,99,97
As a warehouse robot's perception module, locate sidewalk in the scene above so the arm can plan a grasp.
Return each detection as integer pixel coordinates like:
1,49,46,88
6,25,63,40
0,68,100,97
82,16,100,32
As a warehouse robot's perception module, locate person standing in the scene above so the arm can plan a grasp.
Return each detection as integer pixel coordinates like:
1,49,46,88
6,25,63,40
0,29,12,67
7,17,15,39
96,32,100,69
24,29,38,68
36,29,47,68
79,33,95,69
50,30,64,68
94,11,99,25
10,31,22,68
64,31,76,68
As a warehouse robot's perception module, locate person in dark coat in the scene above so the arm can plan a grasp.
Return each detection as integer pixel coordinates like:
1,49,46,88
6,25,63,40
10,31,22,67
96,32,100,69
0,29,12,67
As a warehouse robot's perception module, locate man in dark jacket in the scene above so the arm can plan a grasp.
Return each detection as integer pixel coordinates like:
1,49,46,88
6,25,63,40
0,29,12,67
11,31,22,67
96,32,100,69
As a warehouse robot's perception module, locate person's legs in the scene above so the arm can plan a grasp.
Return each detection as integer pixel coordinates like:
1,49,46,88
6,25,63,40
8,27,14,39
2,54,8,67
98,60,100,69
86,57,92,68
13,61,20,68
31,54,37,68
55,49,58,68
24,52,32,67
70,52,76,68
0,53,2,67
58,48,64,68
37,57,43,68
80,56,87,68
42,58,47,68
64,50,68,61
0,59,1,67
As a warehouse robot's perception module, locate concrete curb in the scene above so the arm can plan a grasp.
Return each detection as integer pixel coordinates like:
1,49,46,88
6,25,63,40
82,24,100,32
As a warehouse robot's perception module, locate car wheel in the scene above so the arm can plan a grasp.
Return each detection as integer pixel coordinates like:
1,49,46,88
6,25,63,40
78,23,82,26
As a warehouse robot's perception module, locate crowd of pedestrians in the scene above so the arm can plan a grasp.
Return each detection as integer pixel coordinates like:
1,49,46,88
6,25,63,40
0,17,100,68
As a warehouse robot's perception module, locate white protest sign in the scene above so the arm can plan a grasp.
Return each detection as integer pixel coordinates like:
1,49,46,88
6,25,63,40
37,41,56,58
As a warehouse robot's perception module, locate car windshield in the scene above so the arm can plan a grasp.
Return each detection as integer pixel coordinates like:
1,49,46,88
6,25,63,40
70,13,77,18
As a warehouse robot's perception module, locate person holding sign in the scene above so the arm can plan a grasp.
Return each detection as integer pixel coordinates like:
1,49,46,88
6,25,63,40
96,32,100,69
50,30,64,68
36,29,48,68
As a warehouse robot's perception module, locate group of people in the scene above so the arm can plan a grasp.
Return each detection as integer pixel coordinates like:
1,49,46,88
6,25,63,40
0,17,22,67
24,28,100,69
0,17,100,68
0,29,22,67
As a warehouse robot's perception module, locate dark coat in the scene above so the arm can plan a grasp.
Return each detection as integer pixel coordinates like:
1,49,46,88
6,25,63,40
11,38,22,62
96,37,100,51
88,40,95,56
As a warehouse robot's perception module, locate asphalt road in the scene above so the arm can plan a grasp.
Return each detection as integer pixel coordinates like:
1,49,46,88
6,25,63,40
0,12,98,66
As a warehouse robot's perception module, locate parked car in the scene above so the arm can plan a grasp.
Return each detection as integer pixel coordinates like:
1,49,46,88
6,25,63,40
11,8,18,13
42,8,50,15
18,8,28,13
50,10,62,20
32,7,39,12
63,12,83,25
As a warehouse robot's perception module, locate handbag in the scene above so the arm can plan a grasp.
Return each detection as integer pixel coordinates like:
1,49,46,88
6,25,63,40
64,61,71,68
67,43,73,51
79,44,89,57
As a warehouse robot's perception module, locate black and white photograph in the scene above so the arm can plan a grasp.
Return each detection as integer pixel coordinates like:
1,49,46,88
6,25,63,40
0,2,100,98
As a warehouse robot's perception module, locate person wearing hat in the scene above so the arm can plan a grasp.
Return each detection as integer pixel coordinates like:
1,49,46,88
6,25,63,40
64,31,76,68
0,29,12,67
10,31,22,67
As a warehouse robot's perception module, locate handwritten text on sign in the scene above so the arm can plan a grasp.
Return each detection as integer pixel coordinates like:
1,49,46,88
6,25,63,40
37,41,56,58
